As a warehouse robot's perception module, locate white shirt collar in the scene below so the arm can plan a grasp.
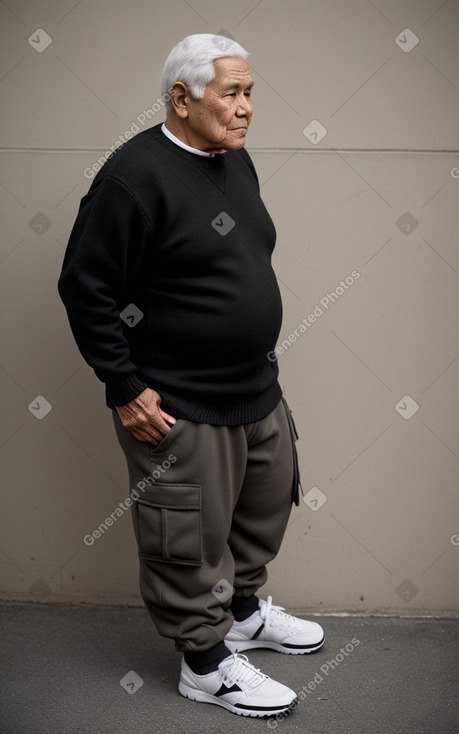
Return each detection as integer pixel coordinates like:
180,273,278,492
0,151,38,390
161,123,215,157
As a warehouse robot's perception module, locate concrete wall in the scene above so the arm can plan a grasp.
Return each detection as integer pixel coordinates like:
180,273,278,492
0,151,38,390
1,0,458,615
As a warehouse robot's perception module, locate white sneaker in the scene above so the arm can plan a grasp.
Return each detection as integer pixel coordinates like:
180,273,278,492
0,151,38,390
178,652,297,718
225,596,325,654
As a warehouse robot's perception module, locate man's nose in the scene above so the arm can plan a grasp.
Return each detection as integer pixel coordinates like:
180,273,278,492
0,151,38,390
236,96,251,114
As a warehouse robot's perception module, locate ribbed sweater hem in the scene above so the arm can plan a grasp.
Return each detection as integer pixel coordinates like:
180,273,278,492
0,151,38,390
157,382,283,425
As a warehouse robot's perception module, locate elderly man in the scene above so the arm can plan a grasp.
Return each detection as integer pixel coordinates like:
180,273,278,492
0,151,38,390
58,33,324,718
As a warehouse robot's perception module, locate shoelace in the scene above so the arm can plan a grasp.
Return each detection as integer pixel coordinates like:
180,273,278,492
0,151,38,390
219,654,267,689
260,595,301,633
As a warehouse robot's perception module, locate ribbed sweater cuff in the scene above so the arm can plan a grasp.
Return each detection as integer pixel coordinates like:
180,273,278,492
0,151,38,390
105,375,149,407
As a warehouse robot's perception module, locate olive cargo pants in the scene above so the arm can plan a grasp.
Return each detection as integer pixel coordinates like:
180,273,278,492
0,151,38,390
113,396,301,653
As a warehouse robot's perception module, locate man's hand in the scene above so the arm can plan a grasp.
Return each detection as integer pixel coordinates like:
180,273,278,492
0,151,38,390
115,388,176,445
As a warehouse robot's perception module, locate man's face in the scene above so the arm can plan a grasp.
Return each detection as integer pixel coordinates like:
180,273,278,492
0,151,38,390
184,56,254,153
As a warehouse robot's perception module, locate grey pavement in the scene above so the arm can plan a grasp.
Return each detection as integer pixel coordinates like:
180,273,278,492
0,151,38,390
0,602,458,734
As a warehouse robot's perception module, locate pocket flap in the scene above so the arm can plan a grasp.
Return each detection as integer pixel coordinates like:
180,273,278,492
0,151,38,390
135,483,201,510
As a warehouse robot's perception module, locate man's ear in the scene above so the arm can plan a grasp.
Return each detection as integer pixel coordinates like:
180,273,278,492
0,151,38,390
169,82,189,118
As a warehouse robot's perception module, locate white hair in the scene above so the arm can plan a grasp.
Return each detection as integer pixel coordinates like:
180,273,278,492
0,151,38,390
161,33,249,112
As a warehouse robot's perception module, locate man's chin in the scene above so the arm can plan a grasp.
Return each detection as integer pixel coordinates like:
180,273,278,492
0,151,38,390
207,131,248,153
226,141,246,151
223,132,248,151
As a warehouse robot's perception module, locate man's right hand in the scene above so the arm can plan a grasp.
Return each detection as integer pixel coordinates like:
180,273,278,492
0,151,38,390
115,388,177,445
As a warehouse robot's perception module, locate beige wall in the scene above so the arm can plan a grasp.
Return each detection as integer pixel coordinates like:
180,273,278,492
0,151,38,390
1,0,458,615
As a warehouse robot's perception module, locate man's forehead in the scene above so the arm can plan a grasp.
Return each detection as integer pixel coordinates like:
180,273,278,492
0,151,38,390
212,56,253,86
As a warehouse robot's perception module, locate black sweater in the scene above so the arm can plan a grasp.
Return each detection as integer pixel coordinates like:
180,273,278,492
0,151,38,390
58,123,283,424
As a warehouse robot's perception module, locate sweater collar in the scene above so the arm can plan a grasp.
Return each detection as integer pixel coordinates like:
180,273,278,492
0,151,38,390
161,123,215,158
152,123,226,171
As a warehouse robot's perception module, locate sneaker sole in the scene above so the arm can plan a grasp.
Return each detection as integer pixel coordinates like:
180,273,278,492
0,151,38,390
225,634,326,655
178,682,298,718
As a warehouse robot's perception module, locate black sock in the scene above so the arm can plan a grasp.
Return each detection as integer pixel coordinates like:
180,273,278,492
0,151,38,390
230,594,260,621
184,641,232,675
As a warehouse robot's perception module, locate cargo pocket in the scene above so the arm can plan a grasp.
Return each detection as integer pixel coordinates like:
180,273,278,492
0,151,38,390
281,397,302,507
134,483,202,565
